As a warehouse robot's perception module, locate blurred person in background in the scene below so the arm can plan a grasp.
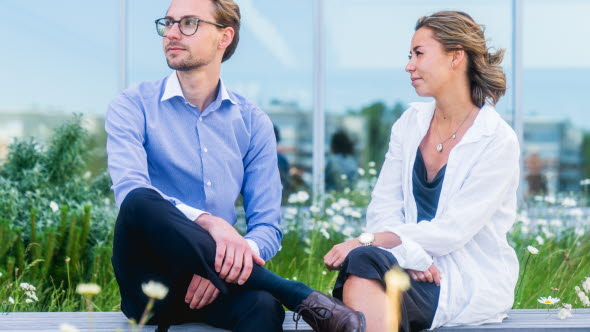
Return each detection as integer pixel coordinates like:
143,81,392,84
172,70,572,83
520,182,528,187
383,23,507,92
326,130,358,191
273,124,291,203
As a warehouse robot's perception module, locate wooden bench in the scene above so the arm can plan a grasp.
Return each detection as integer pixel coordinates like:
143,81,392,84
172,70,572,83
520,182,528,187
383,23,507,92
1,309,589,331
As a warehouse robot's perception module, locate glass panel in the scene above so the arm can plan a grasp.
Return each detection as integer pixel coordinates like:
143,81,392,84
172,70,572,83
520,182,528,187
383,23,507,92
522,0,590,197
0,1,118,161
128,0,314,205
324,0,513,191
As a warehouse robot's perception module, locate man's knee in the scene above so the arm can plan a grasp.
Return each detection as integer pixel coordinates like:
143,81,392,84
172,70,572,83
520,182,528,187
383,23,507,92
120,187,158,214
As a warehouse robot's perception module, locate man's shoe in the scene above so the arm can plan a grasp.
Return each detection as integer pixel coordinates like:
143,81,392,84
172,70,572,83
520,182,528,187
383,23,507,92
293,291,366,332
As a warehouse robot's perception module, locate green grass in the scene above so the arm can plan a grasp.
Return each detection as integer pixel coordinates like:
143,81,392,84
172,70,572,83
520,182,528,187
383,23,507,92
1,218,588,312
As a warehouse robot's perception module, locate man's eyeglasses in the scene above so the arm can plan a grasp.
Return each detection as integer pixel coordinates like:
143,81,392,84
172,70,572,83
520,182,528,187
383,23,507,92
155,17,226,37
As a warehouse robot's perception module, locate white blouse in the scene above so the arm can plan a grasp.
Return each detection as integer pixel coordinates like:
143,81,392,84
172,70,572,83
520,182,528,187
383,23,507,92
366,101,520,329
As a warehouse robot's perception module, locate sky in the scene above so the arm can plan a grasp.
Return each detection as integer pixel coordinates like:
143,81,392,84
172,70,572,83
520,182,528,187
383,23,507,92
1,0,589,127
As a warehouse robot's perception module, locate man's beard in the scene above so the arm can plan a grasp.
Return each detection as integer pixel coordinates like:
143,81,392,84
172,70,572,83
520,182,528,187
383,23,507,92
166,54,209,71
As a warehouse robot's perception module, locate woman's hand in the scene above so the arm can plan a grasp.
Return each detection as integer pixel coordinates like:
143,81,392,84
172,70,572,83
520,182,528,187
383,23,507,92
407,264,441,286
324,238,362,271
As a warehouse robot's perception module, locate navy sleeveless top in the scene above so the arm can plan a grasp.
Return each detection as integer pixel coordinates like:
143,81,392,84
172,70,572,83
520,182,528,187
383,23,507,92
413,149,446,222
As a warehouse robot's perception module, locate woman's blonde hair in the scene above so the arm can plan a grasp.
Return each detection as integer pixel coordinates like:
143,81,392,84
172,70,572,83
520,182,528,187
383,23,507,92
211,0,241,62
415,11,506,106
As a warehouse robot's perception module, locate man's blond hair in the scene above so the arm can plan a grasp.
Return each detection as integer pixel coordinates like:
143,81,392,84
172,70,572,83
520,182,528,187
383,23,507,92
211,0,240,62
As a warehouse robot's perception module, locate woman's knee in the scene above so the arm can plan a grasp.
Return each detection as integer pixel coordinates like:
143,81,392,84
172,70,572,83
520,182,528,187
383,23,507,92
345,246,383,265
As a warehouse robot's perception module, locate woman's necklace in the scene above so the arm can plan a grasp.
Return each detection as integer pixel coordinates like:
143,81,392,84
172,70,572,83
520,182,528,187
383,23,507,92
434,107,476,153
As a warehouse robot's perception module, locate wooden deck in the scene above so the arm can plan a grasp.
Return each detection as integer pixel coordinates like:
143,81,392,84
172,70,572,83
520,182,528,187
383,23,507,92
1,309,589,331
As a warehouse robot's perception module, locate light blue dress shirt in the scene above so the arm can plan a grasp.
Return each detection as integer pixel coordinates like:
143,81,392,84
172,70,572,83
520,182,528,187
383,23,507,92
106,72,283,261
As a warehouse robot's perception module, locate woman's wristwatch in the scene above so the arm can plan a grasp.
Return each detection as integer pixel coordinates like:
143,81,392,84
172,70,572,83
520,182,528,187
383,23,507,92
358,232,375,246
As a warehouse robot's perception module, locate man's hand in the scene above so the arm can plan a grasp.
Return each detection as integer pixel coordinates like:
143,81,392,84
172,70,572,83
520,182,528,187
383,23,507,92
323,238,362,271
407,264,442,286
185,274,219,309
195,214,265,285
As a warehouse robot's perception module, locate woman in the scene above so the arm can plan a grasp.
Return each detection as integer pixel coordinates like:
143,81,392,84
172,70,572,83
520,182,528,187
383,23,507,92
324,11,519,332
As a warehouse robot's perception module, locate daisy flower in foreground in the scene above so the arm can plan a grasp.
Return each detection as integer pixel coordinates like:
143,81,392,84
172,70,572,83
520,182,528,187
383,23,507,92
538,296,560,305
76,283,101,296
59,323,80,332
557,308,572,320
142,281,168,300
527,245,539,254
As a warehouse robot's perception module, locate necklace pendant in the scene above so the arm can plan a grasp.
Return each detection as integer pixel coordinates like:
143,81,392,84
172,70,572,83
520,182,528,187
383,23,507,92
452,133,456,139
436,143,443,152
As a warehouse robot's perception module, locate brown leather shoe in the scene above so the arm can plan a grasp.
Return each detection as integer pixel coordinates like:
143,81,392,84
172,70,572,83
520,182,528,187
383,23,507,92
293,291,366,332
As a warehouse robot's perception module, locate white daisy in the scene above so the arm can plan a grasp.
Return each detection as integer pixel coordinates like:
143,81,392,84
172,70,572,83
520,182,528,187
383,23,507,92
142,281,169,300
19,283,36,291
527,245,539,254
332,215,345,226
557,308,572,319
59,323,80,332
537,296,560,305
76,283,101,296
296,191,309,203
50,201,59,212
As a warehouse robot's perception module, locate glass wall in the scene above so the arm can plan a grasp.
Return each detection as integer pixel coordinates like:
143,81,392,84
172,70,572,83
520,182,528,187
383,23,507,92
2,0,589,202
323,0,513,194
0,1,118,162
522,0,590,197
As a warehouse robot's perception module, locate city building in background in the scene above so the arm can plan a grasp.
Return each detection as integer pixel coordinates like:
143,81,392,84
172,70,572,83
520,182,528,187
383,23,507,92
523,117,584,196
1,0,589,202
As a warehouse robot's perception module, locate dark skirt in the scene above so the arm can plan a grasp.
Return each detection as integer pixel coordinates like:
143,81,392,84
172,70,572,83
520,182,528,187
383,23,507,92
333,246,440,332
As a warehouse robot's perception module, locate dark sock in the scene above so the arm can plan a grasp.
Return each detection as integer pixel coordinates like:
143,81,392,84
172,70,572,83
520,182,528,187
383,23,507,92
243,265,313,310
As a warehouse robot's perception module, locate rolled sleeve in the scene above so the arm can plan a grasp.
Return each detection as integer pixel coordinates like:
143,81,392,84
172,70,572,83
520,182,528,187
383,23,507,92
175,204,209,221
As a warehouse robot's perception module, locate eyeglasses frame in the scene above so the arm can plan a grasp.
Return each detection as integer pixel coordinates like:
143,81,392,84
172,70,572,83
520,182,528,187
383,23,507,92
155,16,226,37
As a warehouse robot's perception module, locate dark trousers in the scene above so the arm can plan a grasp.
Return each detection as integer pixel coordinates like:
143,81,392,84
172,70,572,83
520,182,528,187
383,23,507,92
112,188,285,332
334,246,440,332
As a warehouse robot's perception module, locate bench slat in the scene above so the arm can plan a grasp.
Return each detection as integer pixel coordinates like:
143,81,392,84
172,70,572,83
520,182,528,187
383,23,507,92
1,309,589,331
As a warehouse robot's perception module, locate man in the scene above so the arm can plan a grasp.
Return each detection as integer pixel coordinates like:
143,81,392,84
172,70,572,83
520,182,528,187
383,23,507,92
106,0,365,331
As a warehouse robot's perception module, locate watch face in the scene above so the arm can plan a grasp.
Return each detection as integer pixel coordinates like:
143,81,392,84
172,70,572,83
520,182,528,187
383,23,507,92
360,233,374,244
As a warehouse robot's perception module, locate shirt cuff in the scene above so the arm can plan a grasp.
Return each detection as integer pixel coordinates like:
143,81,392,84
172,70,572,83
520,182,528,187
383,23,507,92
386,234,432,271
246,239,261,257
175,203,209,221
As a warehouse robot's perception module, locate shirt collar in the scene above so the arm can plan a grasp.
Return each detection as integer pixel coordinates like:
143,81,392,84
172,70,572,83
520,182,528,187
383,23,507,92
160,71,237,106
411,100,499,142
